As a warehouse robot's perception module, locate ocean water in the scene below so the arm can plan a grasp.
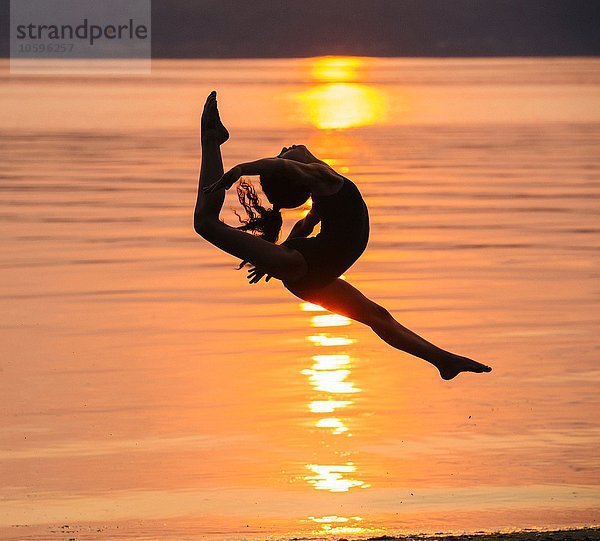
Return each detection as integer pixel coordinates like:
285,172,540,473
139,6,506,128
0,57,599,540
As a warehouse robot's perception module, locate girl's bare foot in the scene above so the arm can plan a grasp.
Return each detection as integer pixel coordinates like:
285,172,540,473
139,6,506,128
201,91,229,145
436,354,492,381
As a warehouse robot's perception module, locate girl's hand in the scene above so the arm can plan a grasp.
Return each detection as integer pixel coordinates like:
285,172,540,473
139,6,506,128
203,165,242,193
247,265,273,285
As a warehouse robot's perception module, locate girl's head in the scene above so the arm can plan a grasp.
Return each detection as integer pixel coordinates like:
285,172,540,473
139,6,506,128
259,168,310,211
235,168,310,244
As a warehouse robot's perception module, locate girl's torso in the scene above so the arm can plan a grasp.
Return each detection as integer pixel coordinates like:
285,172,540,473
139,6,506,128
282,175,369,291
312,176,369,243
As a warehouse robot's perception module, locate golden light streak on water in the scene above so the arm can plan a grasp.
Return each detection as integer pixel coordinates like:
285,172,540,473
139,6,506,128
311,354,351,370
303,464,370,492
315,417,349,435
301,274,364,493
309,515,362,523
311,314,352,327
301,368,361,394
307,334,355,346
308,400,353,413
306,514,378,536
300,302,326,312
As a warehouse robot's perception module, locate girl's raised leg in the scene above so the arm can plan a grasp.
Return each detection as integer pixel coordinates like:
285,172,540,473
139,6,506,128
193,92,308,283
194,91,229,222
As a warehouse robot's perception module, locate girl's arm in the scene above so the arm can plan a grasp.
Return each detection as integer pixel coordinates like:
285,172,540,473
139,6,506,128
203,158,334,193
284,206,320,241
239,158,331,181
245,206,320,285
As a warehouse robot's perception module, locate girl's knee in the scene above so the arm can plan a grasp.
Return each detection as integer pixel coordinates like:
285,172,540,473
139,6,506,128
368,303,393,328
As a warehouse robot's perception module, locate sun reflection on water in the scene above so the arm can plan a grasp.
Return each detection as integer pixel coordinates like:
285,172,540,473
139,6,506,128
298,56,387,130
315,417,349,435
300,301,326,312
299,83,385,130
300,299,369,496
309,399,353,413
307,334,354,347
307,514,382,537
311,56,363,82
311,314,351,327
302,367,360,394
309,514,361,523
311,354,350,370
304,463,370,492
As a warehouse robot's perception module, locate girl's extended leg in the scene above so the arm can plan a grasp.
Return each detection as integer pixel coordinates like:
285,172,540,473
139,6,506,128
288,278,492,380
193,92,307,282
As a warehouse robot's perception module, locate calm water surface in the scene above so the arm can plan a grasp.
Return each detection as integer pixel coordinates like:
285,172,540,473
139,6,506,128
1,58,599,540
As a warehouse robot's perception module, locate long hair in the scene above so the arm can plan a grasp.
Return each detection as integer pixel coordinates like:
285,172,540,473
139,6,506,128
234,173,309,270
235,178,283,243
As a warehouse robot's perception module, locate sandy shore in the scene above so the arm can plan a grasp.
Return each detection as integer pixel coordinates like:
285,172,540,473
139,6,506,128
350,528,600,541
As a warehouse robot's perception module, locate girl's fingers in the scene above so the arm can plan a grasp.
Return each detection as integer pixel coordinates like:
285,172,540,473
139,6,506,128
250,272,265,283
245,264,270,284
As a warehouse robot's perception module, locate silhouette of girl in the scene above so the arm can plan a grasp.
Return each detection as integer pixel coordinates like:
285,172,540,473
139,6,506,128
195,91,491,380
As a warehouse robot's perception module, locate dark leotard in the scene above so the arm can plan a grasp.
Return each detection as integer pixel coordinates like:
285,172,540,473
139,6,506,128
282,176,369,293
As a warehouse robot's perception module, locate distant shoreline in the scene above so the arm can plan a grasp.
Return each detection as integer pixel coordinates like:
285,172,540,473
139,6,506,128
148,53,600,59
1,54,599,60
